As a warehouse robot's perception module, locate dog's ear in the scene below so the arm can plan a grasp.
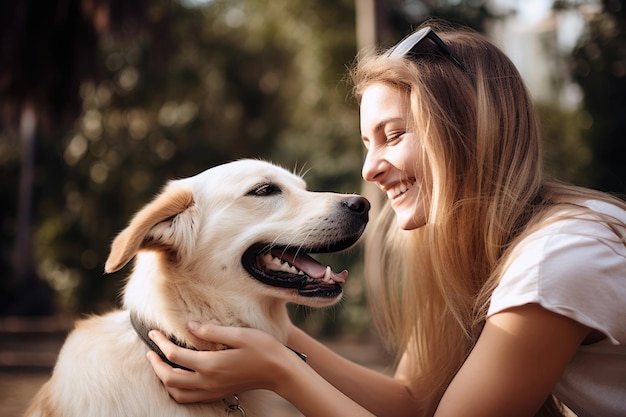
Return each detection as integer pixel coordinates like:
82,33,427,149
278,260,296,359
104,185,195,273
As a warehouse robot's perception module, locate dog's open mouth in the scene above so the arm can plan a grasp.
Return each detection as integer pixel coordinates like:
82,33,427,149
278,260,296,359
242,244,349,298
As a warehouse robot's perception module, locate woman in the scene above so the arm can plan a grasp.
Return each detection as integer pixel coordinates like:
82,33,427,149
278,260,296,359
147,20,626,417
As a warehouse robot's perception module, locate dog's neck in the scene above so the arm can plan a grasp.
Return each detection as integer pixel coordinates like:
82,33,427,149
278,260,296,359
130,311,197,371
123,260,293,343
130,310,308,371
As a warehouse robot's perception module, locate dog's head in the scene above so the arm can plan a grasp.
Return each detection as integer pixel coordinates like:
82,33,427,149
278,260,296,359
105,159,369,319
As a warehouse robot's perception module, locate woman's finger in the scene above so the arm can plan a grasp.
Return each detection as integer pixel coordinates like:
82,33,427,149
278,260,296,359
147,350,198,388
147,352,220,403
148,325,285,395
186,321,249,348
148,330,217,375
167,387,217,404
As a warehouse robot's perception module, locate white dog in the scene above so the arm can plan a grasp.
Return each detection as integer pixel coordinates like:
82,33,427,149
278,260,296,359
25,159,369,417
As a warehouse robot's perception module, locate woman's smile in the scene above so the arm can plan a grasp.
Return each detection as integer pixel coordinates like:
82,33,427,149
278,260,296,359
385,179,417,204
360,83,429,229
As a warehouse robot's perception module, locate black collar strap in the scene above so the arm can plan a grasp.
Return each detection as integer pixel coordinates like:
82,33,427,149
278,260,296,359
130,311,196,372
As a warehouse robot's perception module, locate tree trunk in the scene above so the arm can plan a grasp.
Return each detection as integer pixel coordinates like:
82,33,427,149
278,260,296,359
14,103,36,281
9,103,53,315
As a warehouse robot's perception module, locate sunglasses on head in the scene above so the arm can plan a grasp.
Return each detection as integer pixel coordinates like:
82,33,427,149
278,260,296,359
385,26,466,72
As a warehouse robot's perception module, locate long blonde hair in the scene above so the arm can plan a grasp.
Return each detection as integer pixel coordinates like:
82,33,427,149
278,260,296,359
351,20,626,416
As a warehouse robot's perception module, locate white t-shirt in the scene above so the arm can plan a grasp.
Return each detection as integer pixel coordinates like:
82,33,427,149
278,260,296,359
487,200,626,417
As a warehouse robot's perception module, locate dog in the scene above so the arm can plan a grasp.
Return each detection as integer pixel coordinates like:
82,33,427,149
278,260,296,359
25,159,369,417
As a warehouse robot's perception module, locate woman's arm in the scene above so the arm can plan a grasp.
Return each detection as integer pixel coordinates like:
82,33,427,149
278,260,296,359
148,304,590,416
286,325,421,416
147,322,422,417
434,303,592,417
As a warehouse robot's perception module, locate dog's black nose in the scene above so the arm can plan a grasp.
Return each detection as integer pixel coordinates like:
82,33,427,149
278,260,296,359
343,196,370,215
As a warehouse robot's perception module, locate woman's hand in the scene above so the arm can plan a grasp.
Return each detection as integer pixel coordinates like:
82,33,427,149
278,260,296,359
147,322,293,403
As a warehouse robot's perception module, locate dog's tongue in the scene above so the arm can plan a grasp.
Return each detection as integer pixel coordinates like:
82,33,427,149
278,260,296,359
270,248,347,283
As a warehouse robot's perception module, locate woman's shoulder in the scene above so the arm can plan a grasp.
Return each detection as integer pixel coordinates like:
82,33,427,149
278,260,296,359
530,197,626,239
509,198,626,276
581,198,626,221
489,198,626,343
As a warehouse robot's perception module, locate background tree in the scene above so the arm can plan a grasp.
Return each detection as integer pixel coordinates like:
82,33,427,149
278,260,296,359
0,0,151,315
568,0,626,194
3,0,621,340
0,0,367,334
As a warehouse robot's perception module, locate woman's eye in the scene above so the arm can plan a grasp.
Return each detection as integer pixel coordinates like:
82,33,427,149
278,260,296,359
248,183,281,196
386,132,405,143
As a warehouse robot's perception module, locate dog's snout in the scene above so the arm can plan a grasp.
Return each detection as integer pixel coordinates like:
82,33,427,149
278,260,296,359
343,196,370,216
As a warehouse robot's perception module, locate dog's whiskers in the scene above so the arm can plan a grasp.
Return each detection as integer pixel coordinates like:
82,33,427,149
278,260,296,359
292,161,311,180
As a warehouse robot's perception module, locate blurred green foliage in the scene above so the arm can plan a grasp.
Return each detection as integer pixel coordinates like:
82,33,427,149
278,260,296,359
1,0,625,339
570,0,626,193
1,0,368,333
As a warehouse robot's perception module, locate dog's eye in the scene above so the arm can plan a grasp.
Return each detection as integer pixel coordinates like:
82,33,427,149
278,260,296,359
248,183,281,197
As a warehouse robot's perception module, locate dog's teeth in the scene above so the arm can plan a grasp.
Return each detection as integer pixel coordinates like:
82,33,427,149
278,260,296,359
260,251,305,275
324,266,332,282
276,262,299,274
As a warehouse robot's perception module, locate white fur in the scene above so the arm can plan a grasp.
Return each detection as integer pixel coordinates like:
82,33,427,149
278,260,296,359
25,159,367,417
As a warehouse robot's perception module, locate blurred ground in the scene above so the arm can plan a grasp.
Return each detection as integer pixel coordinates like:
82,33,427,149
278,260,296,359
0,315,392,417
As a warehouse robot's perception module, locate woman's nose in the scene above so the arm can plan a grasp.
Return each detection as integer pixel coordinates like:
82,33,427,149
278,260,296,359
362,149,386,182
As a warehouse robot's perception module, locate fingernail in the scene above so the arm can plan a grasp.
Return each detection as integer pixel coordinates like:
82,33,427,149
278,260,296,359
148,330,155,339
187,321,200,330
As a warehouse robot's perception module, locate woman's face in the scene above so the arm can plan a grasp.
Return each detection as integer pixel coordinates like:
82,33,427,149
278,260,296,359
360,83,429,230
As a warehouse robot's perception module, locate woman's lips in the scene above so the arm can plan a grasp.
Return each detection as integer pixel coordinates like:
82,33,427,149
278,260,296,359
385,180,415,201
